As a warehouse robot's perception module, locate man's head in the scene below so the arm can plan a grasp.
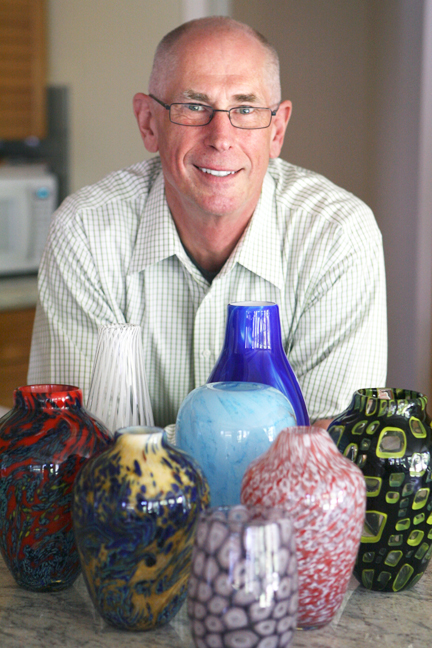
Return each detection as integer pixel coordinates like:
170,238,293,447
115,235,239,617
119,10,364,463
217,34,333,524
149,17,282,105
133,17,291,229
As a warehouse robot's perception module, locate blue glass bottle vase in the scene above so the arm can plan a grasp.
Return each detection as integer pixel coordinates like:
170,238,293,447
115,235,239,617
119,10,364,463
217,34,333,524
207,301,309,425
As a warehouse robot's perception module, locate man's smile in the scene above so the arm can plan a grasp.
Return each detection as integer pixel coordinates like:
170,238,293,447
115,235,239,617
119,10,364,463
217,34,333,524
195,166,239,177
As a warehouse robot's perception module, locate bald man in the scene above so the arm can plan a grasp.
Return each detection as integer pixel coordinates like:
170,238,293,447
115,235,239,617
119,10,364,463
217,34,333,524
28,17,387,429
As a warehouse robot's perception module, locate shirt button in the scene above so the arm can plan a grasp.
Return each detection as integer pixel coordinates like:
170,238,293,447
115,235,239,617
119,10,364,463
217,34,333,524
201,349,212,359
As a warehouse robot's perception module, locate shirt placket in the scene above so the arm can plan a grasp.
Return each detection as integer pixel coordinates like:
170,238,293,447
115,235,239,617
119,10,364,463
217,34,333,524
193,277,228,388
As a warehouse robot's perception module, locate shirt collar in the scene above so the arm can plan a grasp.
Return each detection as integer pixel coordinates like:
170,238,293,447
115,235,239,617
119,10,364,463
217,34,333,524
128,165,285,291
219,171,285,290
128,169,187,274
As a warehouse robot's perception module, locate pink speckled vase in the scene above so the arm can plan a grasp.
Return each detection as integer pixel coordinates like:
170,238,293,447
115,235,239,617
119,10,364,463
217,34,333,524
240,426,366,629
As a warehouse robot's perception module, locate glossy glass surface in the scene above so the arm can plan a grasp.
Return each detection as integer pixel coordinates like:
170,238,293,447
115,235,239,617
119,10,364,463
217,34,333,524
0,385,111,591
176,381,296,507
187,505,298,648
328,388,432,592
241,426,366,629
72,426,209,630
207,302,309,425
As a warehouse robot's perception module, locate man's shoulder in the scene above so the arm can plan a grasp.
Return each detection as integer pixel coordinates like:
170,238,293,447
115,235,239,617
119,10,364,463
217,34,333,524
266,158,381,250
267,158,373,224
58,157,163,217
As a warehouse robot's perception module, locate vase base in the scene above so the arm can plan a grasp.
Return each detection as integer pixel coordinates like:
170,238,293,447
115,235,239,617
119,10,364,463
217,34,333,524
15,575,79,592
296,620,331,631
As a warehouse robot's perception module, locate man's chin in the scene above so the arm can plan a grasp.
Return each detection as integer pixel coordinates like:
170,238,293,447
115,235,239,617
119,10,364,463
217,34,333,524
193,197,245,220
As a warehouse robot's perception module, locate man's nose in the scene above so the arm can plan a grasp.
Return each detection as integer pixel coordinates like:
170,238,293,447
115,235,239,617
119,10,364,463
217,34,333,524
204,110,234,150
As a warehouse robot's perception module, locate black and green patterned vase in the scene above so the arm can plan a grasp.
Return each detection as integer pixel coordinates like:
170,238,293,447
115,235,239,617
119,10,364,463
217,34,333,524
328,388,432,592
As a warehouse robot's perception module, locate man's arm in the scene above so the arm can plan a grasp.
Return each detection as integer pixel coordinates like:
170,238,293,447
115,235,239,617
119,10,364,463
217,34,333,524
28,200,126,397
286,202,387,424
315,419,334,430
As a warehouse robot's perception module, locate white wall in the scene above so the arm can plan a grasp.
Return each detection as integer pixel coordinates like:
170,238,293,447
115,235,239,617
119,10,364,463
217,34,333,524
47,0,182,192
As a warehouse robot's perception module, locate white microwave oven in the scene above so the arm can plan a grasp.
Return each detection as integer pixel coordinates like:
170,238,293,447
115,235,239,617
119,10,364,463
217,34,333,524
0,164,58,276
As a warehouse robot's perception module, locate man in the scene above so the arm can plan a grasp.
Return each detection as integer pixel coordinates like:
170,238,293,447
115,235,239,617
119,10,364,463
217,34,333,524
28,17,387,429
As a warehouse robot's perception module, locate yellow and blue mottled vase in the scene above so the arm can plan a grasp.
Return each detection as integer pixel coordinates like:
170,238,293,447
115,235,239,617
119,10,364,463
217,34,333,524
329,388,432,592
72,426,210,630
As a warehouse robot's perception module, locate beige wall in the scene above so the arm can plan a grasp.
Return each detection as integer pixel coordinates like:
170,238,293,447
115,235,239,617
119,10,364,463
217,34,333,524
233,0,370,205
47,0,182,192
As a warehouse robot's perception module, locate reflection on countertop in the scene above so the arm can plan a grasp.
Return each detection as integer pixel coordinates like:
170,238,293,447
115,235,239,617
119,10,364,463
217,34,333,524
0,556,431,647
0,274,38,311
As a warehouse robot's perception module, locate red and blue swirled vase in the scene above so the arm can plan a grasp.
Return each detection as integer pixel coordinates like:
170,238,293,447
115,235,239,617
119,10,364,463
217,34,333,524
0,384,111,592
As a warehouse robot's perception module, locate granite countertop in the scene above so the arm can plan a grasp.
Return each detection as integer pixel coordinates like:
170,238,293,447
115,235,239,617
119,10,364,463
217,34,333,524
0,557,431,648
0,275,38,312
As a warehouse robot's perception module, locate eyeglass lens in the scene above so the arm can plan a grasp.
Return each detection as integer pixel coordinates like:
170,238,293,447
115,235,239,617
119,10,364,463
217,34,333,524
169,103,272,129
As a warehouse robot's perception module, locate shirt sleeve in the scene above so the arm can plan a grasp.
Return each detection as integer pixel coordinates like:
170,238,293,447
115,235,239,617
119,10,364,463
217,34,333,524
27,200,125,398
285,202,388,423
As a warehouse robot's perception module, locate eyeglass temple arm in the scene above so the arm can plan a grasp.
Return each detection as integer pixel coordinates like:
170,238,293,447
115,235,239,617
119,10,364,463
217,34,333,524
149,94,170,110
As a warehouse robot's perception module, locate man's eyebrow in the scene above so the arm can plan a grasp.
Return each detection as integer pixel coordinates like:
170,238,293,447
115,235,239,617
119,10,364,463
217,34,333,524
232,93,259,103
182,90,210,102
181,90,260,104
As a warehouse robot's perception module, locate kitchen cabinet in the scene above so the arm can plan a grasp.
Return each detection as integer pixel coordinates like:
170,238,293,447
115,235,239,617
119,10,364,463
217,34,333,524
0,306,35,408
0,0,47,140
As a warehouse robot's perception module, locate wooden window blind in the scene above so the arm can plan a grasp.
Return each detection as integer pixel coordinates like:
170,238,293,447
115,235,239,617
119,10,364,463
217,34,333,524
0,0,46,140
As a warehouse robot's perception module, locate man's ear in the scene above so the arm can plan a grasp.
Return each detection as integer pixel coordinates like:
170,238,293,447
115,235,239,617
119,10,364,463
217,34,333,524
133,93,159,153
269,100,292,159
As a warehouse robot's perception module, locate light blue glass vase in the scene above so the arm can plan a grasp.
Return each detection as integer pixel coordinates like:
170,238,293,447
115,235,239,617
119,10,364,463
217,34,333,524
176,381,297,506
207,301,309,425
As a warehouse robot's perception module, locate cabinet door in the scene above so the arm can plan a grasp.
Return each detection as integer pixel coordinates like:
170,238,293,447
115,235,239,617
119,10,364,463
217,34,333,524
0,307,35,408
0,0,46,140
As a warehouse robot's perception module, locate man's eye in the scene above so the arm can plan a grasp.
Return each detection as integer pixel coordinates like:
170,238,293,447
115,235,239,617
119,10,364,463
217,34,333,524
235,106,255,115
186,104,206,112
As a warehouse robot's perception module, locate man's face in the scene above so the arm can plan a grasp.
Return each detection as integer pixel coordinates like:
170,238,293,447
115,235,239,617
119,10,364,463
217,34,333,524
143,30,291,224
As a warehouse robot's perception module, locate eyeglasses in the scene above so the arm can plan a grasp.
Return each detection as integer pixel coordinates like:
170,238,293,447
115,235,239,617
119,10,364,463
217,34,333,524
149,94,278,130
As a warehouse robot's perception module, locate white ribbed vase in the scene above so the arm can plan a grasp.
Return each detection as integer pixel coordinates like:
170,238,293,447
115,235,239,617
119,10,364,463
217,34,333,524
86,324,153,435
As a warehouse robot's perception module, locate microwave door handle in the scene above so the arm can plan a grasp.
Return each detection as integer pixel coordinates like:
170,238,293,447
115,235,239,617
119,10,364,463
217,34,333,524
7,193,29,258
26,197,36,260
20,195,31,260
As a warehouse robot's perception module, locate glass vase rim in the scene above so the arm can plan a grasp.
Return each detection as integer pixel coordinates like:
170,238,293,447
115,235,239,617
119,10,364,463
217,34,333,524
114,425,165,439
205,381,276,393
14,384,82,399
353,387,427,402
199,503,293,526
229,300,277,308
280,425,330,434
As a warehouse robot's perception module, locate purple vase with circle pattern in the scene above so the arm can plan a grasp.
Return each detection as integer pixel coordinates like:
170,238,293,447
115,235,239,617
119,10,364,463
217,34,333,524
187,505,298,648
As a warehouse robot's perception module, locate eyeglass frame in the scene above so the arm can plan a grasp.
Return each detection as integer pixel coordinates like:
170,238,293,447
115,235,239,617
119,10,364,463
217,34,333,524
149,94,279,130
